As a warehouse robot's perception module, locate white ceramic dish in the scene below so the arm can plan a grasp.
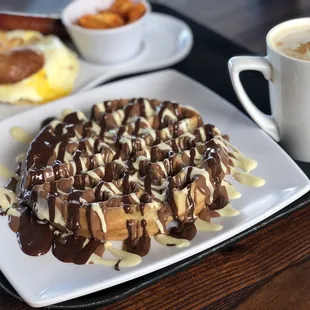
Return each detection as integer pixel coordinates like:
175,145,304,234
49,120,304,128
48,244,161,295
62,0,151,64
0,12,193,119
0,69,309,308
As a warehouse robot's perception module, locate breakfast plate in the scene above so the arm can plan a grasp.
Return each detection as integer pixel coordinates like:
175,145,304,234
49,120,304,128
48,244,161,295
0,12,193,120
0,69,309,308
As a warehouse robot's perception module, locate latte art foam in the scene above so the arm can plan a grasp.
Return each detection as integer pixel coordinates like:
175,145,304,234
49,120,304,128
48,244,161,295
273,26,310,60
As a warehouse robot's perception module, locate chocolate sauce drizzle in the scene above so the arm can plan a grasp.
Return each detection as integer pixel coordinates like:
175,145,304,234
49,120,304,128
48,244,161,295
123,219,151,257
4,98,234,267
53,234,102,265
16,206,54,256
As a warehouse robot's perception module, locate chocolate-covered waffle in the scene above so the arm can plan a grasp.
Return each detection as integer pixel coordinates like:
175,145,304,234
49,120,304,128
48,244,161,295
0,98,264,268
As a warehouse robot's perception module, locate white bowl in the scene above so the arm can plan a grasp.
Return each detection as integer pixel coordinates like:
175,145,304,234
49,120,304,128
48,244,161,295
61,0,151,64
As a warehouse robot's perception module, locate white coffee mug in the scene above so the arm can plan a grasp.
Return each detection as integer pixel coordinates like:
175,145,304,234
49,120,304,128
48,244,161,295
229,18,310,162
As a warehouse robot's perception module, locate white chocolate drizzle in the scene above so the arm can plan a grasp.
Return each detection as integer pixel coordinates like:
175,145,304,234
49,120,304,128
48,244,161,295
0,188,19,216
231,168,265,187
195,218,223,231
227,143,257,172
87,242,142,267
9,127,33,144
91,203,107,233
222,181,242,199
216,204,240,217
0,164,16,179
154,218,165,234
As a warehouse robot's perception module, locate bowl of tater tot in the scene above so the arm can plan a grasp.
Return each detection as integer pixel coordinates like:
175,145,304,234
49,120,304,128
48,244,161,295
62,0,150,64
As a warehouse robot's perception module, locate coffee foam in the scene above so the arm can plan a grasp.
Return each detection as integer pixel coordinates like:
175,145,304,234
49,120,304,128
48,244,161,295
271,26,310,60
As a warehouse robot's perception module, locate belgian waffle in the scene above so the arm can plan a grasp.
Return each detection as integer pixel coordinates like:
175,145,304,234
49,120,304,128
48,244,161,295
18,98,263,254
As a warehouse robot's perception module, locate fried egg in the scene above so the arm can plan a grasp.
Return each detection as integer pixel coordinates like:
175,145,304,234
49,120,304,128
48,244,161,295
0,30,43,53
0,31,79,104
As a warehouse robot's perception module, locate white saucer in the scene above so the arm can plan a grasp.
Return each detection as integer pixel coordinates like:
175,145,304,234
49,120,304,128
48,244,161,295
0,12,193,120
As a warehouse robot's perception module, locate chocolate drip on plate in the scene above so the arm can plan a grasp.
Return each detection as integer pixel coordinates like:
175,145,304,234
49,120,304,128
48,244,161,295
209,193,229,211
123,219,151,257
16,206,53,256
53,235,102,264
169,221,197,241
0,209,8,216
114,259,121,271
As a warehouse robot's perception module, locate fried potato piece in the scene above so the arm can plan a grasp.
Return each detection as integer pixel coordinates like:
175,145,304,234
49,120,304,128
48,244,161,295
77,12,125,29
128,3,146,23
105,0,134,19
76,0,146,29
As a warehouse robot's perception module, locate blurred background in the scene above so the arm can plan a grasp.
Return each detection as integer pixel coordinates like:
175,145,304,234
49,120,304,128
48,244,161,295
153,0,310,54
2,0,310,54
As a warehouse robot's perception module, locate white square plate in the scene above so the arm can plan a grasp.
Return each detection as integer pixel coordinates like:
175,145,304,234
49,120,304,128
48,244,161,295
0,69,309,308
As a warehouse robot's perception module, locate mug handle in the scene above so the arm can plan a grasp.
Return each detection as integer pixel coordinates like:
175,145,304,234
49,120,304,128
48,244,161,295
228,56,280,142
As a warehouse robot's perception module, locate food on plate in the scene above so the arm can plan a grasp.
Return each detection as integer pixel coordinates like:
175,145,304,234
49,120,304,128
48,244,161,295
78,12,125,29
127,3,146,23
0,30,43,53
0,30,79,105
0,98,264,269
0,13,67,37
109,0,135,18
0,50,44,84
76,0,146,30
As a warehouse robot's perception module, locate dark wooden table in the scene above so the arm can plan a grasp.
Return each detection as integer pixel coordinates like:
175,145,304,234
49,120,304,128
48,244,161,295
2,1,310,309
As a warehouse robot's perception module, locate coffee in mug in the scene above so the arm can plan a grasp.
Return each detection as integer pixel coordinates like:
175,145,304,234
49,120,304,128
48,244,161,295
229,18,310,162
272,26,310,61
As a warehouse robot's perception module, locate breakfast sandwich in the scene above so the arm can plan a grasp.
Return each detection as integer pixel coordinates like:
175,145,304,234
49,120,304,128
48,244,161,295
0,30,79,105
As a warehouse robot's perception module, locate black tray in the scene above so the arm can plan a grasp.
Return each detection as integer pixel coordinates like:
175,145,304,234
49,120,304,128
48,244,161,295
1,3,310,309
